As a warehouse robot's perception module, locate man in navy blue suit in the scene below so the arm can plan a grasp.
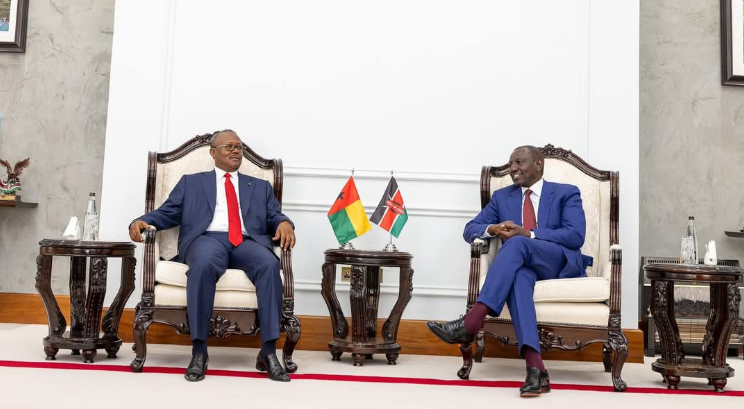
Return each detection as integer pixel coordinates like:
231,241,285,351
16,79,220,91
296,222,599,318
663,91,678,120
427,145,592,397
129,130,296,383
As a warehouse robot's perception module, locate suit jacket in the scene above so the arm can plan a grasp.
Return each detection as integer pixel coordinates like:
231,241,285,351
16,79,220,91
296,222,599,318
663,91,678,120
138,170,292,263
463,180,592,278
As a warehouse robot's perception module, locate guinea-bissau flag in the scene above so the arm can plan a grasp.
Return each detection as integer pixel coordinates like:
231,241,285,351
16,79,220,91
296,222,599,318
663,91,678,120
369,176,408,238
327,176,373,244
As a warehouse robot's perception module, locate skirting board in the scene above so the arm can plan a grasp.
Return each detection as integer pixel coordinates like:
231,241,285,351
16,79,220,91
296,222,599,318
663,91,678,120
0,292,643,363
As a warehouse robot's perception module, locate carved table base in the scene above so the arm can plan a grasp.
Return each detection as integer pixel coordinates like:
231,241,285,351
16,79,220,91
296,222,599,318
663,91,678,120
322,249,413,366
35,240,136,363
645,263,742,392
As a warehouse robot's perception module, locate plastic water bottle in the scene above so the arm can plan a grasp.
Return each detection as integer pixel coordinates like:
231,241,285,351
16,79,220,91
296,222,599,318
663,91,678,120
686,216,698,264
83,192,99,241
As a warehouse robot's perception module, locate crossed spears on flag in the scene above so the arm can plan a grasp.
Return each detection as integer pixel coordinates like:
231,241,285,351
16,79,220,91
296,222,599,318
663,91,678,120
327,175,408,245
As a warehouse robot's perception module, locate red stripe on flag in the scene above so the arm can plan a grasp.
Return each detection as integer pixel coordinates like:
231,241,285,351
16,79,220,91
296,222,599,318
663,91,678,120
328,177,361,215
379,207,396,230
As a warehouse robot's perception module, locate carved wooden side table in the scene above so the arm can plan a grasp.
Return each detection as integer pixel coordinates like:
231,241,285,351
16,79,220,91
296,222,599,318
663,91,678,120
35,239,136,363
644,263,742,392
321,249,413,366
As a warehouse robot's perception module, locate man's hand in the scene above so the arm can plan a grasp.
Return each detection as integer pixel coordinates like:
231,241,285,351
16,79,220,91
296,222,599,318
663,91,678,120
490,220,531,241
272,221,296,251
129,220,152,243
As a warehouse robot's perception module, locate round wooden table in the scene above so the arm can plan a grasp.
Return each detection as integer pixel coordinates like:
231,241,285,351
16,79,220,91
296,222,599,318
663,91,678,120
321,249,413,366
35,239,136,363
644,263,742,392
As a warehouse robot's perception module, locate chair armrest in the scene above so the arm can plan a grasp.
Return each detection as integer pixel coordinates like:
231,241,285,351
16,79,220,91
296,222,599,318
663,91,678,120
274,246,295,313
608,245,622,325
140,227,158,296
467,238,501,308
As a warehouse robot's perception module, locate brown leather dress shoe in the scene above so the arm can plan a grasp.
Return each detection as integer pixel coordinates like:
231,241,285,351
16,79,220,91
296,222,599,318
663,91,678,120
519,367,550,397
256,353,291,382
425,316,475,344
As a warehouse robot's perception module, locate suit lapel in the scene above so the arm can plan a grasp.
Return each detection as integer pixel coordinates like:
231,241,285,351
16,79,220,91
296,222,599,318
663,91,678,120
200,171,217,215
507,186,522,225
538,181,556,229
238,172,255,220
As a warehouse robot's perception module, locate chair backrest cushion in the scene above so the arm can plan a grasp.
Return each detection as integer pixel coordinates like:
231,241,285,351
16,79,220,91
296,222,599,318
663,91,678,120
489,159,612,278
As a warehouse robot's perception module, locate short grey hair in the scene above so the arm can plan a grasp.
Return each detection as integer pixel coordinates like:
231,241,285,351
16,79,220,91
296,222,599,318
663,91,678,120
210,129,237,147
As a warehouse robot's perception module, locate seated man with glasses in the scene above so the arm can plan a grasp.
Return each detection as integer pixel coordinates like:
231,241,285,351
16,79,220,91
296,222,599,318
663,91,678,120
128,129,296,382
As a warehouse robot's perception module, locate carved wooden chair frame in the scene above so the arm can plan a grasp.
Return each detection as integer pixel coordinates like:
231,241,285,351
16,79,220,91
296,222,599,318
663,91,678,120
129,132,300,373
458,144,627,392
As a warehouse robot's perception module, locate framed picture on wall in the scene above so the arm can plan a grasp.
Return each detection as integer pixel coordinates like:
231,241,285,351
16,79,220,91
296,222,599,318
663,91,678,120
721,0,744,85
0,0,29,53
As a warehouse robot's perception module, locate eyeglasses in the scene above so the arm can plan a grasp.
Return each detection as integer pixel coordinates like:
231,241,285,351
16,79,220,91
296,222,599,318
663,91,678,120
212,143,243,152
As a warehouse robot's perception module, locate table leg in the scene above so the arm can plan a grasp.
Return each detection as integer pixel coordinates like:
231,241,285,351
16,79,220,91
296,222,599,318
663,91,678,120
82,257,108,363
350,265,368,347
321,262,348,343
69,256,86,355
34,254,65,360
702,283,740,392
381,267,414,364
102,256,136,358
365,266,380,338
650,280,684,367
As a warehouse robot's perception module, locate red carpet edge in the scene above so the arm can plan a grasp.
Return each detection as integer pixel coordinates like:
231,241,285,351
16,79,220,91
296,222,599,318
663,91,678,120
0,359,740,397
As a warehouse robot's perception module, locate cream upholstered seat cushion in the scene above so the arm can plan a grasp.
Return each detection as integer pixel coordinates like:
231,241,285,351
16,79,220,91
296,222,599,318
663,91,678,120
152,248,283,308
479,260,612,303
154,284,258,309
497,302,610,327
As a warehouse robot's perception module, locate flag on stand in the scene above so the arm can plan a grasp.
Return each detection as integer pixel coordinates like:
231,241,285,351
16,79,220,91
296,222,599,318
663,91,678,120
327,176,373,244
370,176,408,238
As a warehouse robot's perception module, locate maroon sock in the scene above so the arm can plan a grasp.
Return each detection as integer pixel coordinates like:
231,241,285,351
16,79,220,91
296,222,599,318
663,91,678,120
523,346,545,371
464,302,489,335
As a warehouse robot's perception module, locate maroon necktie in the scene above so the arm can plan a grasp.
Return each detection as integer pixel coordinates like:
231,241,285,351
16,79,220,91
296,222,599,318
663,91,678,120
523,189,537,231
225,174,243,246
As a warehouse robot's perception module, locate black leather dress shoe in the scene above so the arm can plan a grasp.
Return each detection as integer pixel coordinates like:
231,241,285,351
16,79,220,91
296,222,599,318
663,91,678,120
184,354,208,382
426,317,475,344
519,367,550,397
256,353,291,382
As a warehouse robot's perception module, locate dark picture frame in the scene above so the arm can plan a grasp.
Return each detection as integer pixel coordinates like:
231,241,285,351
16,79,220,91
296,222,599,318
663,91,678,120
0,0,29,53
721,0,744,85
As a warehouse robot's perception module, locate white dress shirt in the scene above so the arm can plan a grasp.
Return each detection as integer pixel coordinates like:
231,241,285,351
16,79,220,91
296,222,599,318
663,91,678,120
206,168,248,236
482,178,544,239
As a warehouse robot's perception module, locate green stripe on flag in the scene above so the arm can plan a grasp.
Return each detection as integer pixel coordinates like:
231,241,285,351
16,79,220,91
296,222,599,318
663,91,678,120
390,209,408,238
328,209,358,244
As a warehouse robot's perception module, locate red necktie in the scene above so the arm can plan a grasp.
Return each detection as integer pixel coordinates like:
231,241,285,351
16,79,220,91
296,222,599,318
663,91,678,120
523,189,537,231
225,174,243,246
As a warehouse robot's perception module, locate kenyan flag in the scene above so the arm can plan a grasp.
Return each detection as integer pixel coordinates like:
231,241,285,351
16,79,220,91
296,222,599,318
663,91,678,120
327,176,372,244
370,176,408,238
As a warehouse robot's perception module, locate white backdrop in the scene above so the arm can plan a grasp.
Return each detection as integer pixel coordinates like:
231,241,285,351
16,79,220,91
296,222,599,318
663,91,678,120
101,0,639,327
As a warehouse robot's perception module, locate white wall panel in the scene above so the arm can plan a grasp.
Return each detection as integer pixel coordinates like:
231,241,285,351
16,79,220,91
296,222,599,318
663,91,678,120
101,0,639,326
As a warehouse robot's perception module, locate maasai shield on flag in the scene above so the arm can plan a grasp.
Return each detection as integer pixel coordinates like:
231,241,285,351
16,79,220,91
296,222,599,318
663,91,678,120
327,176,373,244
370,176,408,238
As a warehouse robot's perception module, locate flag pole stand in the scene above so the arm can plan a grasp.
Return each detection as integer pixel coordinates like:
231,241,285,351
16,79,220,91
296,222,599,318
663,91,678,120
340,242,355,250
383,233,397,252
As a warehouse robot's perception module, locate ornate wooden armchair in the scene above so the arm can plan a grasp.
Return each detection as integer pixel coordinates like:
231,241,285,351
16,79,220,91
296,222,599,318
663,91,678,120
458,144,627,392
129,132,300,373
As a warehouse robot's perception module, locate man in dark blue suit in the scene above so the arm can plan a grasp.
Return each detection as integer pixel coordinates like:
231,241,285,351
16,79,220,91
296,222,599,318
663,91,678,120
427,146,592,397
129,130,296,383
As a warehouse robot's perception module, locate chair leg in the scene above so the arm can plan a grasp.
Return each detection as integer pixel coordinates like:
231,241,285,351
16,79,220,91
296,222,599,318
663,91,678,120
474,332,486,363
282,314,301,373
609,329,628,392
602,343,612,372
129,307,151,373
457,343,474,380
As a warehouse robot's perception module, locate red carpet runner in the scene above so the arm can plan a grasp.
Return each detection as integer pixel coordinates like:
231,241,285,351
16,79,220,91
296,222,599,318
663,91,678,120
0,359,740,397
